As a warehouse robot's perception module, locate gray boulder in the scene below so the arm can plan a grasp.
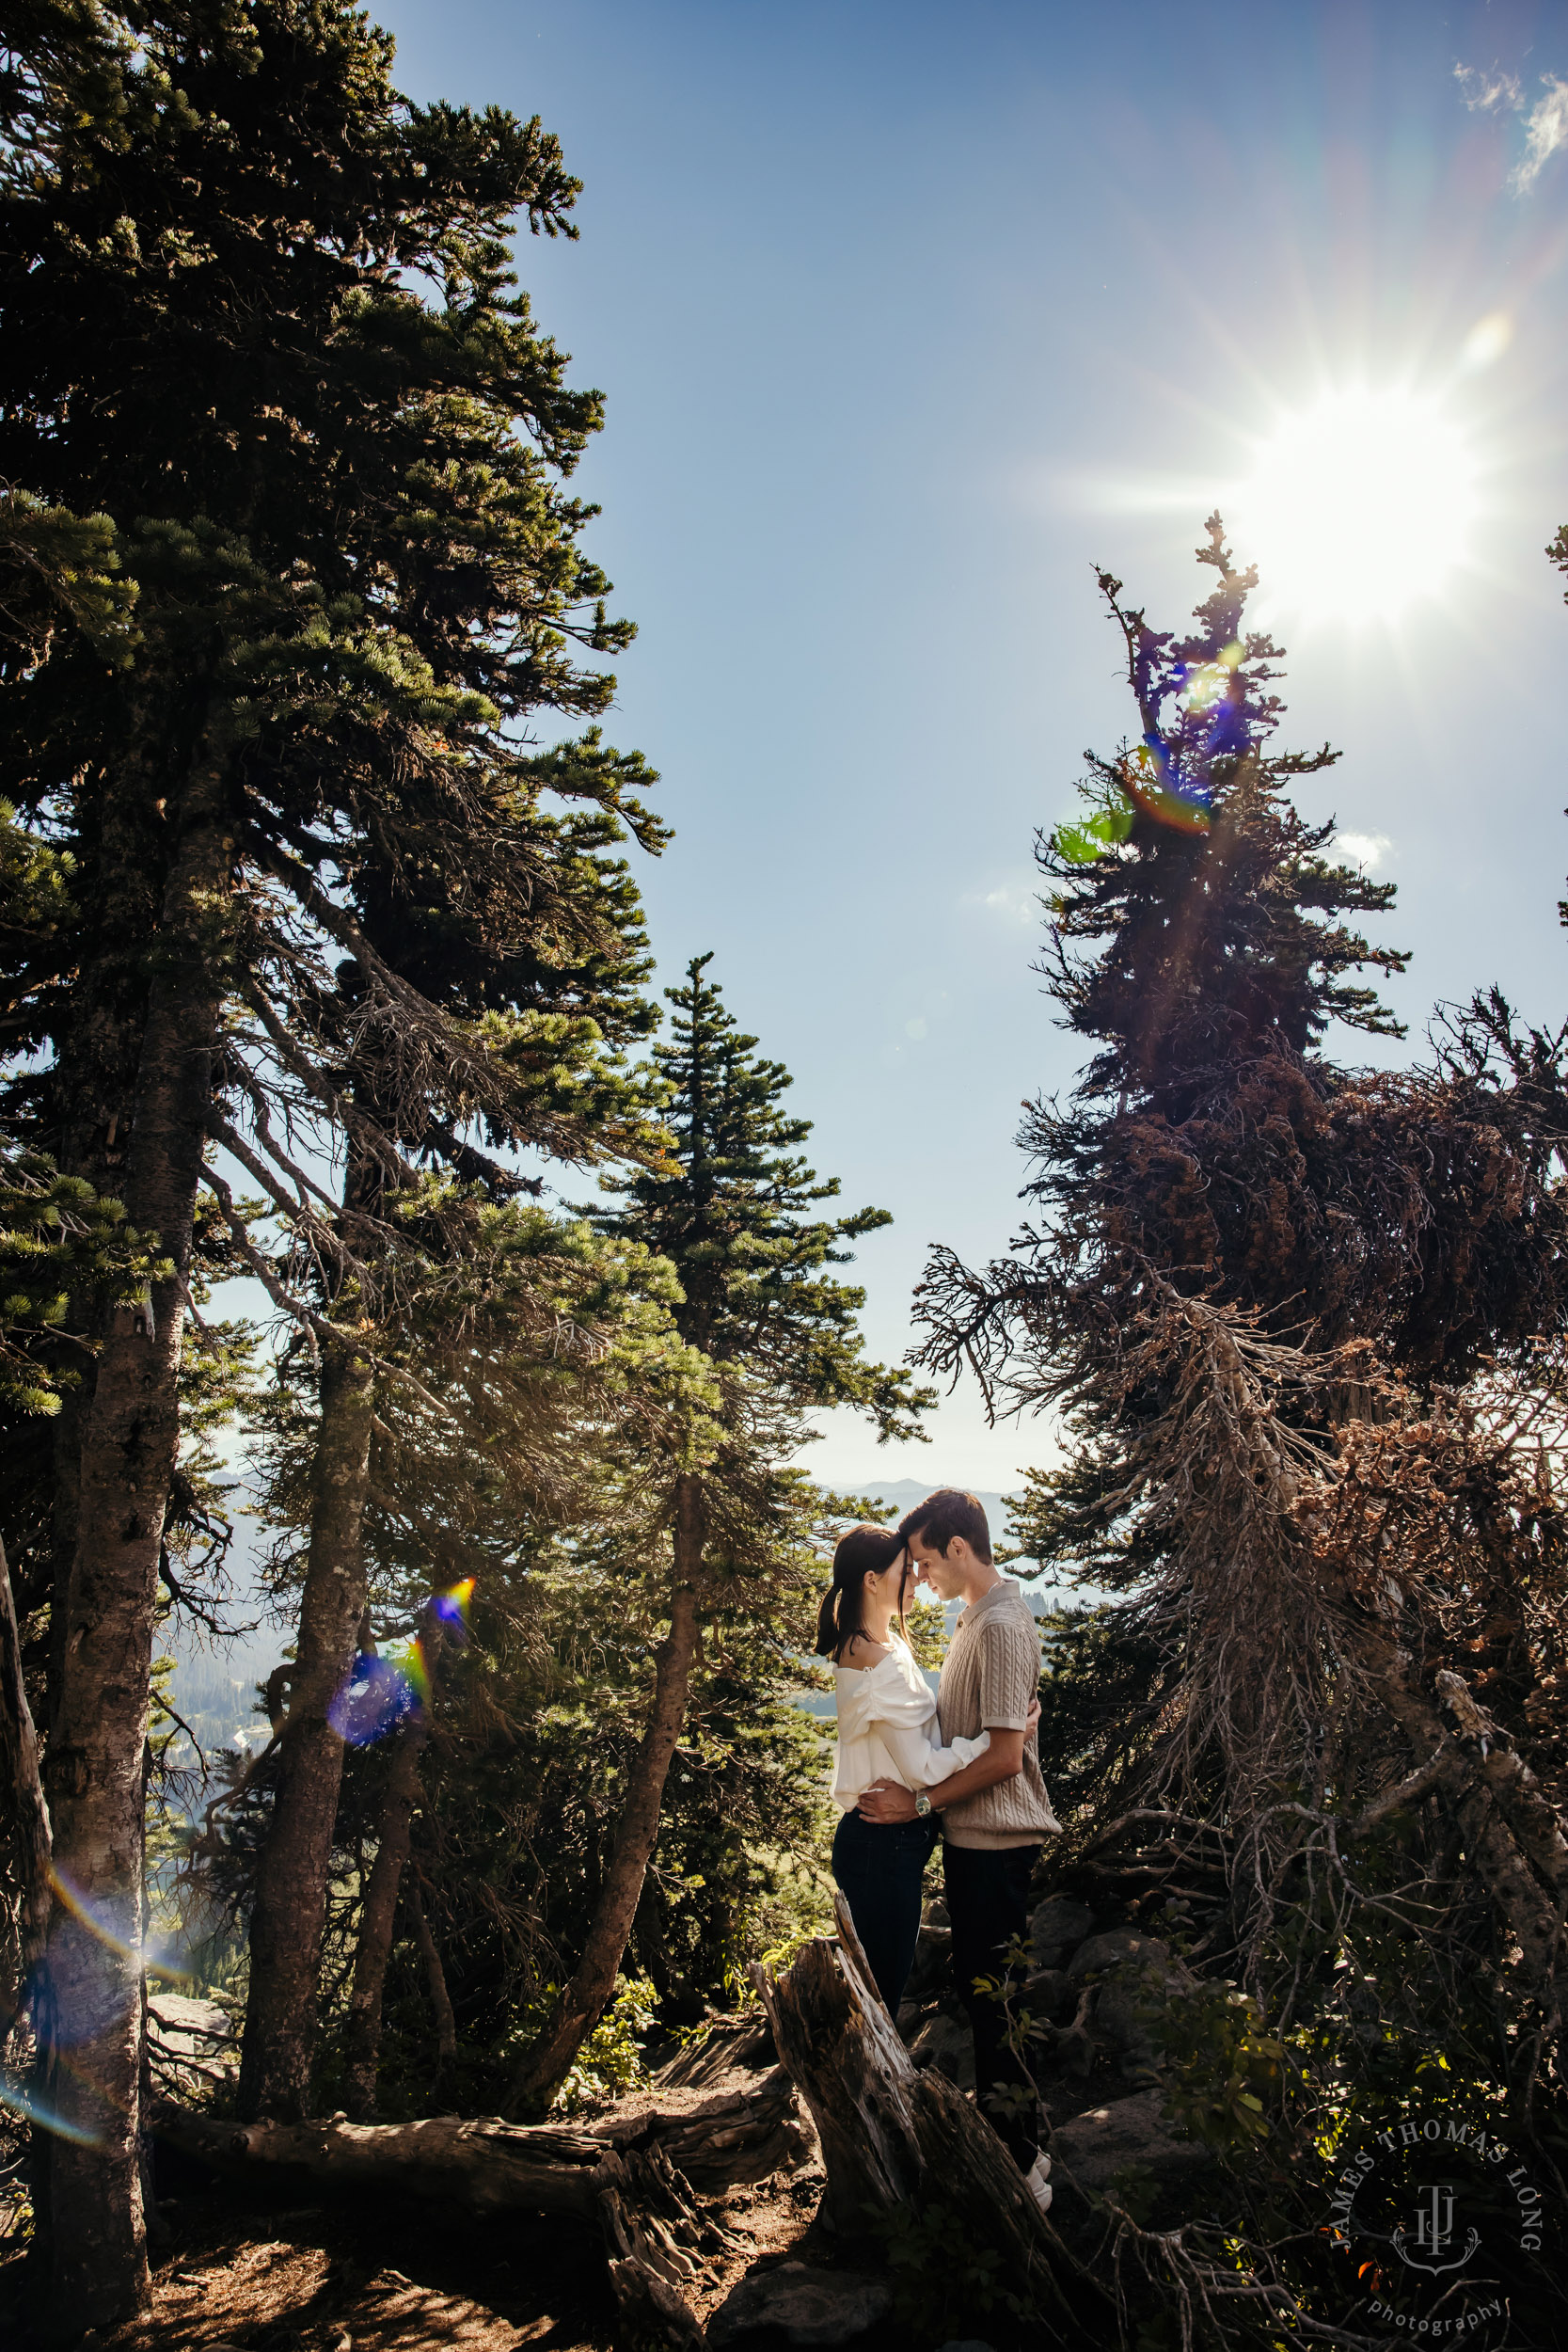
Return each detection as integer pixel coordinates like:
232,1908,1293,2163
707,2263,893,2346
902,1922,953,2003
1067,1931,1196,2079
1051,2089,1211,2195
1029,1897,1094,1965
910,2010,975,2092
1067,1929,1171,1979
1020,1966,1071,2018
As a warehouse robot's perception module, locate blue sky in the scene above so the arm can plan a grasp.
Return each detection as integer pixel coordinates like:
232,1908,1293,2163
372,0,1568,1500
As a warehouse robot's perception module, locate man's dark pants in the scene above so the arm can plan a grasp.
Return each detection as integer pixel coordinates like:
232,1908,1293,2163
943,1839,1042,2171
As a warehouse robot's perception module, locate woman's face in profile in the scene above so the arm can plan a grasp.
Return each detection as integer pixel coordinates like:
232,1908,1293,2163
864,1546,911,1616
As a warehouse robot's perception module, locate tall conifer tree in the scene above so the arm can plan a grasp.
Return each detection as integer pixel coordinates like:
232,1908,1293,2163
918,533,1568,2297
508,956,931,2112
0,2,661,2320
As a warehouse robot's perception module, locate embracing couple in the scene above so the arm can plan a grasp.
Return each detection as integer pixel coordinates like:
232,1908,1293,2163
815,1488,1060,2216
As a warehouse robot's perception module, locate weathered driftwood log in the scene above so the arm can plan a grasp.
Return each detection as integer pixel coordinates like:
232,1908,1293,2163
754,1895,1074,2336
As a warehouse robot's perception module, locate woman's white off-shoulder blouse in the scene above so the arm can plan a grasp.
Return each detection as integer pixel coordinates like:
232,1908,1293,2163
831,1637,990,1812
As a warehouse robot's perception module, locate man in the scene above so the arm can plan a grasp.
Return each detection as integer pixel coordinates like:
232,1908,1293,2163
859,1488,1060,2212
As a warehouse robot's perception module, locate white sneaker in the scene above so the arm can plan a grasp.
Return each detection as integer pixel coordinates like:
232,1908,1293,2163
1023,2152,1053,2214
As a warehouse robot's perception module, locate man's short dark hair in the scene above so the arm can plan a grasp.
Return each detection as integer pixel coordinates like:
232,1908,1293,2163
898,1487,992,1565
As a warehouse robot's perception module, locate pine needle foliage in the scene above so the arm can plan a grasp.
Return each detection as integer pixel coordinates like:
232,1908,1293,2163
597,952,931,1435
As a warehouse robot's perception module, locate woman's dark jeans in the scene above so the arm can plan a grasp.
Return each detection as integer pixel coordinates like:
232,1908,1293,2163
832,1808,940,2012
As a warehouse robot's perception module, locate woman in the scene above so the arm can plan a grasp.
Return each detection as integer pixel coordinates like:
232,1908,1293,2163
816,1523,1035,2014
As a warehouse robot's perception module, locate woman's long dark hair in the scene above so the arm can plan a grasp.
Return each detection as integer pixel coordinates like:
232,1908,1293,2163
814,1524,910,1661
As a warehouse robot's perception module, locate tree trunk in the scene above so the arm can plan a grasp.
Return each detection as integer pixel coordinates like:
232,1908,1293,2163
406,1871,457,2082
343,1699,431,2119
0,1535,52,2024
43,748,172,1753
40,771,232,2337
507,1472,705,2118
238,1334,376,2122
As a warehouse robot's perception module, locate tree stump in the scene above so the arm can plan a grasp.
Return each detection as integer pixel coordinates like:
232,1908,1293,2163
753,1895,1072,2333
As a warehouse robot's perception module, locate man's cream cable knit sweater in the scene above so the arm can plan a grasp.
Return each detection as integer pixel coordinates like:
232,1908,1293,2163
936,1580,1063,1851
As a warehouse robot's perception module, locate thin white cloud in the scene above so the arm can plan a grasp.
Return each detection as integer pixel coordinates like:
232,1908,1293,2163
1331,831,1393,872
1513,76,1568,191
1454,62,1522,114
968,882,1037,927
1454,60,1568,193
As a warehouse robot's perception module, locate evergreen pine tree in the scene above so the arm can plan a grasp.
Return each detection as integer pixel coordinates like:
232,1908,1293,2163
226,1196,710,2121
916,532,1568,2338
508,956,931,2112
0,3,663,2317
926,519,1568,1574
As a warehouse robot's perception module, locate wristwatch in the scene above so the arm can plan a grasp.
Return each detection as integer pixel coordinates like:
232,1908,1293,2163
915,1792,932,1818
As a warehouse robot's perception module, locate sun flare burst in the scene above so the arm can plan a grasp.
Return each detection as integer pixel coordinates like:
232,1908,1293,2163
1230,387,1481,628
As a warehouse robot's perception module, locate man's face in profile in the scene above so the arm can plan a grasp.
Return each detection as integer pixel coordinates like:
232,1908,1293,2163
907,1529,966,1600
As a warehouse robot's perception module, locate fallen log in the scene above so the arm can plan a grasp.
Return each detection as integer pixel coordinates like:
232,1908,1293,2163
654,2007,777,2090
153,2049,810,2349
152,2103,610,2218
153,2054,810,2212
753,1895,1079,2340
153,2102,722,2348
588,2064,816,2192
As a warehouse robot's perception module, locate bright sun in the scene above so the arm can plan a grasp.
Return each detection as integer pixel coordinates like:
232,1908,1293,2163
1231,388,1481,628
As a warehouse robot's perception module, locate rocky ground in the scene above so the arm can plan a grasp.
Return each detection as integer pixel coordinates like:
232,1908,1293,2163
897,1882,1218,2217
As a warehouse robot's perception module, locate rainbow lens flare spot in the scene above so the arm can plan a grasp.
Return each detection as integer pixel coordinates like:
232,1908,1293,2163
328,1654,420,1746
0,2067,103,2147
432,1578,475,1632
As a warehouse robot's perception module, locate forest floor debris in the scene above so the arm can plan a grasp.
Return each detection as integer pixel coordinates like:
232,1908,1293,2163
0,2155,830,2352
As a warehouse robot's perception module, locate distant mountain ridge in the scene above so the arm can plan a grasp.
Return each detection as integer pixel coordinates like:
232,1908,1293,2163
823,1477,1079,1634
832,1478,1033,1564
